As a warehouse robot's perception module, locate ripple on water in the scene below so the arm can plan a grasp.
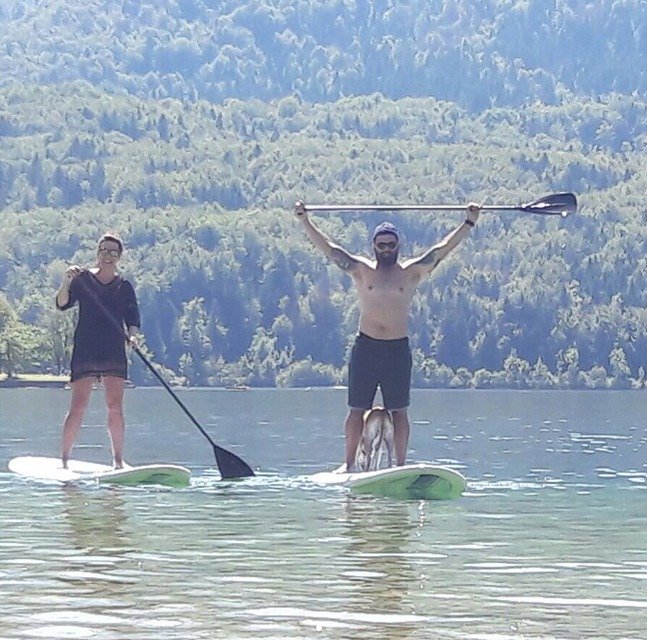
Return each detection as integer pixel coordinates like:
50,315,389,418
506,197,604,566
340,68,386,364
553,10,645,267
249,606,428,626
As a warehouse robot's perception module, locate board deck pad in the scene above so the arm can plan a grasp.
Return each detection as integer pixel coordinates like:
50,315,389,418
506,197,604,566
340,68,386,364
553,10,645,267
311,463,466,500
8,456,190,488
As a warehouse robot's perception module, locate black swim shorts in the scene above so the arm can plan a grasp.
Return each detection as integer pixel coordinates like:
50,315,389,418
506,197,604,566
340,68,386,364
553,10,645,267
348,332,412,411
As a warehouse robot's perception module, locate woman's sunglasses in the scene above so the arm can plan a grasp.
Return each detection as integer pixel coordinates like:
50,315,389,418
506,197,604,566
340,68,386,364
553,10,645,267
98,248,120,259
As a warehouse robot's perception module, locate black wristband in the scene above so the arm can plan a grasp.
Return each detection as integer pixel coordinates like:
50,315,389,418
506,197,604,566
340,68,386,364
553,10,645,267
464,219,475,227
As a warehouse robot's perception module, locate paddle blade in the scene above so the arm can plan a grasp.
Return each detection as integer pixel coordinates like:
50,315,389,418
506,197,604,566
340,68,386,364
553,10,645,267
214,444,255,479
521,193,577,217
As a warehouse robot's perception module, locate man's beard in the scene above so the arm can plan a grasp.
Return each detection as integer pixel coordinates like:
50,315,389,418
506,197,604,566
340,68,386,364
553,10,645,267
375,250,398,266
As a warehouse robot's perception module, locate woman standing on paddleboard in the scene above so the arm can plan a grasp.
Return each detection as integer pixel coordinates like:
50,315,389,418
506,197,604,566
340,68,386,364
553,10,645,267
56,233,140,469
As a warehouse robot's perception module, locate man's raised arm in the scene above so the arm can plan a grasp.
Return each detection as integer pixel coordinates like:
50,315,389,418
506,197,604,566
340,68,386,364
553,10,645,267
403,203,481,278
294,200,364,273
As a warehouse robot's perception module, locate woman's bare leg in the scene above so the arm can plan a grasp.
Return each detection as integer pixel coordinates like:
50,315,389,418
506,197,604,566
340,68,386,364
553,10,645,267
103,376,126,468
61,377,94,468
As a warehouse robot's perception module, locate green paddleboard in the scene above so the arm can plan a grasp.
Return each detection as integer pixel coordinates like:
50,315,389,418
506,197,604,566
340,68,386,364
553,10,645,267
8,456,191,488
311,463,467,500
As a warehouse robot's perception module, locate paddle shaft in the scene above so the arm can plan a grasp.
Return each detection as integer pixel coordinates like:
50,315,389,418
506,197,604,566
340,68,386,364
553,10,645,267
305,204,524,212
74,273,255,478
303,192,576,217
130,345,254,478
130,345,218,444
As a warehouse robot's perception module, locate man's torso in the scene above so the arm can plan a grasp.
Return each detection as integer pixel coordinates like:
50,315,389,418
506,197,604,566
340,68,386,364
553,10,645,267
353,261,420,340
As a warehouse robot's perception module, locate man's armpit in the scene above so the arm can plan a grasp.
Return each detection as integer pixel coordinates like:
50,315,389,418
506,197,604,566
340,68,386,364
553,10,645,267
329,247,357,271
417,248,441,269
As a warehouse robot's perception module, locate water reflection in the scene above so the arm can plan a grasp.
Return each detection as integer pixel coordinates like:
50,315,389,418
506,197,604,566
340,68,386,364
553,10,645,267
336,497,428,638
54,487,207,636
54,486,136,635
2,388,646,639
61,485,130,552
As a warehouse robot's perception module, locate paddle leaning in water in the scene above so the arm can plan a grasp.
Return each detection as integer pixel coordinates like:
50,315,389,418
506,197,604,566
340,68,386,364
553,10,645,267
302,192,577,217
127,344,255,479
77,274,255,479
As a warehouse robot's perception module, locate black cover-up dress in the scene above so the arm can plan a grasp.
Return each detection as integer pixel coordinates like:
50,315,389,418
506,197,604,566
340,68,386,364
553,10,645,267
57,270,141,382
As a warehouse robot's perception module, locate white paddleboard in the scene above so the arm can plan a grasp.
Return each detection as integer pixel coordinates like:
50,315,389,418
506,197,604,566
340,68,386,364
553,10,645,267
311,463,467,500
7,456,191,488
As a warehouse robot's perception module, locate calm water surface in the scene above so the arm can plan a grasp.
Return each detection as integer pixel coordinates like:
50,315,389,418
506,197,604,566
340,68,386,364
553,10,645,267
1,388,645,639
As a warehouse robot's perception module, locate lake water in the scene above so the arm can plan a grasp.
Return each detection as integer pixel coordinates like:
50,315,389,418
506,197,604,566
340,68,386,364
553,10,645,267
1,388,645,639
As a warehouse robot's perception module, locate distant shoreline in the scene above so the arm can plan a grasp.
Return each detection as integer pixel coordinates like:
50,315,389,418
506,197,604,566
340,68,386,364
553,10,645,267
0,374,68,388
0,375,142,389
0,376,643,391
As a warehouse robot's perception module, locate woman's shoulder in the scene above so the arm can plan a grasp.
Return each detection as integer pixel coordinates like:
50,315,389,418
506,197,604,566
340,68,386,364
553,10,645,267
71,268,92,288
116,276,137,294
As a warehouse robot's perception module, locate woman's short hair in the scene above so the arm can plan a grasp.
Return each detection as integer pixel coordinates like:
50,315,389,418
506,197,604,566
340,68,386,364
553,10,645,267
98,233,124,255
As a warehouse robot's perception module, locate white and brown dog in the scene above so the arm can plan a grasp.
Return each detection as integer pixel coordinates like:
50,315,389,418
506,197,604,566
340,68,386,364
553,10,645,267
354,407,396,472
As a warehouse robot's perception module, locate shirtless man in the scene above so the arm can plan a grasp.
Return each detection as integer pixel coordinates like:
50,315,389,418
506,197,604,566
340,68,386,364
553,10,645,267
294,200,481,470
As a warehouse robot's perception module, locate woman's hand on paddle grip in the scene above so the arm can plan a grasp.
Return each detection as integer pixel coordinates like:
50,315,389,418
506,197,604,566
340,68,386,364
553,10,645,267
64,265,82,285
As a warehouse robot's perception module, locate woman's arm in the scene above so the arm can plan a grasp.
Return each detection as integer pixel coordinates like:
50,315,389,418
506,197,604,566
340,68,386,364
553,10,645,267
55,265,83,309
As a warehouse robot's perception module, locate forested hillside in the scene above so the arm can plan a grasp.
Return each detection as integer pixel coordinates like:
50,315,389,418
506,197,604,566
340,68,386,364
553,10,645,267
0,1,645,389
1,0,646,110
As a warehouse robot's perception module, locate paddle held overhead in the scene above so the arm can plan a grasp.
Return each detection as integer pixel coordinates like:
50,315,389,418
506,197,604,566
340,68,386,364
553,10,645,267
303,192,577,218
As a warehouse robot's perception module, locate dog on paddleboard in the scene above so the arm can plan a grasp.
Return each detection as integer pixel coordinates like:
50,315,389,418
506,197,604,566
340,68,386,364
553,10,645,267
354,407,395,472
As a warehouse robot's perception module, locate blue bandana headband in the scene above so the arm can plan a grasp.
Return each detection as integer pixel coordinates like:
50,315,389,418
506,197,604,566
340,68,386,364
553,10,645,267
372,221,399,241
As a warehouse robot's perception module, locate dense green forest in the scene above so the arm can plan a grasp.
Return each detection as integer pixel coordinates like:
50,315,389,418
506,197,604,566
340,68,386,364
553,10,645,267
0,1,645,389
1,0,646,110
